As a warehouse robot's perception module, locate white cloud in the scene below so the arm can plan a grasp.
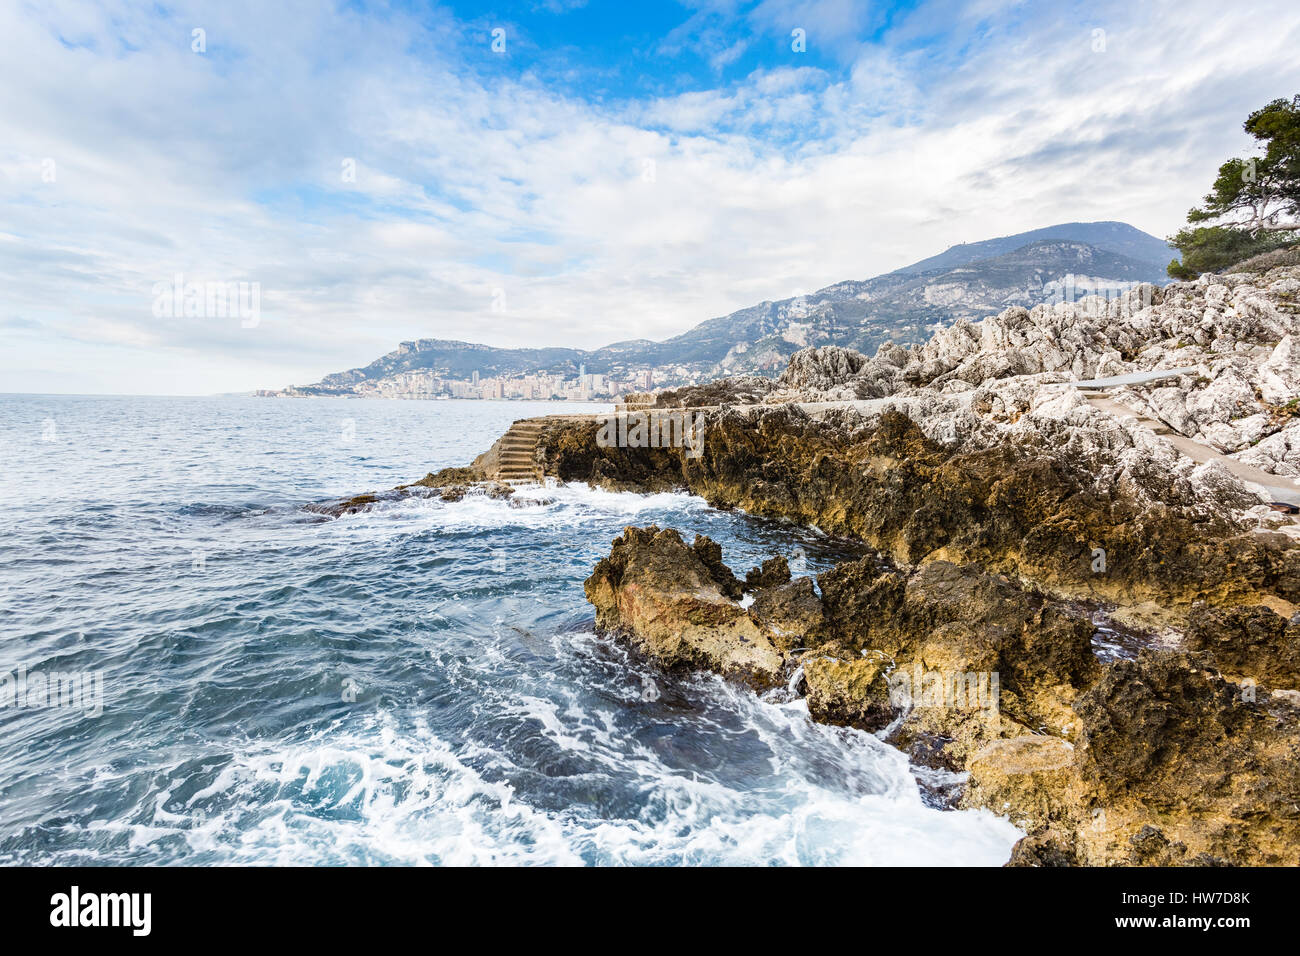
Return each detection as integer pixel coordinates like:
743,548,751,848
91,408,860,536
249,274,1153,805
2,0,1299,394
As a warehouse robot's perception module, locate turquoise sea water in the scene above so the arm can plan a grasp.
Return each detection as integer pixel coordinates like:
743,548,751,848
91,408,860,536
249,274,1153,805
0,395,1020,865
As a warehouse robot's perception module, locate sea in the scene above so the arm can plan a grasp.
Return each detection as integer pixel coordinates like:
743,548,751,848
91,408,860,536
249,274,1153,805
0,395,1021,865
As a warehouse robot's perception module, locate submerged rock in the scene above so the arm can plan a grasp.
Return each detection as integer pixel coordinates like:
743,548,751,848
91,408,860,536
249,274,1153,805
307,467,517,517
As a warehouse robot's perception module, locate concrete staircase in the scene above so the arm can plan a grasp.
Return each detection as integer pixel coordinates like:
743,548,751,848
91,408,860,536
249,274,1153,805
494,419,547,483
473,413,604,484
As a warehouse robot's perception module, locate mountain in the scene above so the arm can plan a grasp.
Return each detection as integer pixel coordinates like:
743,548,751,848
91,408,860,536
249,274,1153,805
272,221,1177,396
317,341,588,388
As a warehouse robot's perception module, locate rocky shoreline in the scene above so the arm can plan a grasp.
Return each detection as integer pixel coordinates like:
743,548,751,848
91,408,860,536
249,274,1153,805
583,524,1300,865
317,266,1300,865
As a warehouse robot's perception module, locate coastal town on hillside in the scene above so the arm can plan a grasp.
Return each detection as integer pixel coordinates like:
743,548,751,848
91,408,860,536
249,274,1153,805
258,365,664,401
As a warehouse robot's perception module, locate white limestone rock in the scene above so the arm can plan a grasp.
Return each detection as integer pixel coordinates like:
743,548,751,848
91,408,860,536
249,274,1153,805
1259,336,1300,406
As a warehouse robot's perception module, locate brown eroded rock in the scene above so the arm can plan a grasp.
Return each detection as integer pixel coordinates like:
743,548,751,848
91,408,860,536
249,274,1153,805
964,735,1078,834
587,527,1098,770
971,649,1300,866
812,557,1099,751
750,577,829,651
583,525,1300,866
535,418,684,493
583,526,783,687
1183,603,1300,690
745,555,791,590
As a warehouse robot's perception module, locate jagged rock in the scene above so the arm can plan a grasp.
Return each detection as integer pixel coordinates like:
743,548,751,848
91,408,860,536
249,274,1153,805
1185,367,1257,430
962,649,1300,866
964,736,1077,833
1143,385,1197,435
550,397,1299,615
524,262,1300,867
690,533,745,599
1071,651,1300,864
803,655,893,728
778,346,868,391
584,523,1300,866
1200,413,1275,454
535,418,684,493
583,526,783,686
813,558,1097,749
1005,826,1079,866
404,466,482,488
749,576,828,651
1238,419,1300,478
761,268,1299,478
654,376,776,408
873,341,911,368
744,555,790,590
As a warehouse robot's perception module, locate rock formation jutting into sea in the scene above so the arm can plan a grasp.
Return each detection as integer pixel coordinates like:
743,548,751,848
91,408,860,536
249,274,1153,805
317,264,1300,866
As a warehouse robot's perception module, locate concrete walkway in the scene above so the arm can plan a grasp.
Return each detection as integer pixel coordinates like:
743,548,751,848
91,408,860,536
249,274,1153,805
1084,393,1300,506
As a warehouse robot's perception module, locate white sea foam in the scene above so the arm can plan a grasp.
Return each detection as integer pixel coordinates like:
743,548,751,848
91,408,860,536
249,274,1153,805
65,687,1019,867
326,482,710,539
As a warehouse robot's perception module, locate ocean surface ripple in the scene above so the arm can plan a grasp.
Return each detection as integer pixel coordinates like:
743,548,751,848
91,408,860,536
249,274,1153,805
0,396,1021,865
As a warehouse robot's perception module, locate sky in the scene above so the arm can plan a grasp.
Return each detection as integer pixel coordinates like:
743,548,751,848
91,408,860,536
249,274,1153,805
2,0,1299,395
